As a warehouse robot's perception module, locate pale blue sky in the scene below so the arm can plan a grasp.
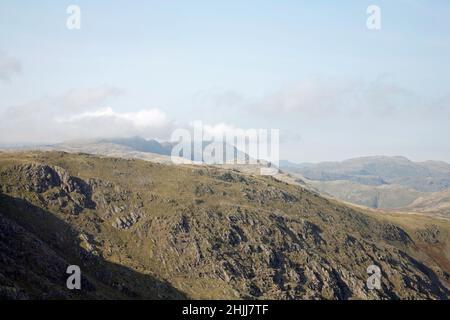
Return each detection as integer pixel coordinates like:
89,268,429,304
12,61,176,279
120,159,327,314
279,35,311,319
1,1,450,162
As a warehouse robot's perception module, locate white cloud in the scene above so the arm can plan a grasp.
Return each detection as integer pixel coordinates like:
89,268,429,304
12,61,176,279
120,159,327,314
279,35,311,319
0,87,173,144
253,77,421,118
191,121,242,138
57,86,124,112
0,51,21,83
193,89,247,110
57,107,168,129
189,121,264,144
192,77,435,121
53,106,172,139
4,86,124,119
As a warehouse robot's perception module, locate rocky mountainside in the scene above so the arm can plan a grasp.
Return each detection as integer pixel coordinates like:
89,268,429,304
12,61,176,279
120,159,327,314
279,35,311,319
0,151,449,299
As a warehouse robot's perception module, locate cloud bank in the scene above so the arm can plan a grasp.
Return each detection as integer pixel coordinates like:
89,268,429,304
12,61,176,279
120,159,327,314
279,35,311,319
254,77,429,118
0,86,174,144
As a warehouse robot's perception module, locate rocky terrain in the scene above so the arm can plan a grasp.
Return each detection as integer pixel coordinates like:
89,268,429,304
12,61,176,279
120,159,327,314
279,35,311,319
0,151,449,299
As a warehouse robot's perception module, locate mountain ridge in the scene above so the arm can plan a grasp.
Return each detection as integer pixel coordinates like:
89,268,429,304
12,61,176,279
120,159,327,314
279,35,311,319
4,139,450,215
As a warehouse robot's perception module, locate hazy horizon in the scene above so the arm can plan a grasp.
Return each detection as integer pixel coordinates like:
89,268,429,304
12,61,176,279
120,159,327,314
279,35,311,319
1,135,449,166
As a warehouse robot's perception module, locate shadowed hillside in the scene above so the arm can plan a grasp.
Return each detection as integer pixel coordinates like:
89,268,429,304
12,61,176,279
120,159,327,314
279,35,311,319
0,151,449,299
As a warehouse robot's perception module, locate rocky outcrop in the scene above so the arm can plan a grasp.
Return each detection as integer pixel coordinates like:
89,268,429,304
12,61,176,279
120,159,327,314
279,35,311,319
0,163,94,215
146,209,448,299
112,212,141,230
241,186,298,204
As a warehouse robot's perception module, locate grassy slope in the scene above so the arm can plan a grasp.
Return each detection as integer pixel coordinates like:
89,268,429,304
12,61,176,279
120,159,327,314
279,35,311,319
403,189,450,217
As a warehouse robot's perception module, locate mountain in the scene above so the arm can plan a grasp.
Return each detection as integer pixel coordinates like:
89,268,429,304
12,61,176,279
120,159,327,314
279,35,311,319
39,136,251,165
309,180,423,209
281,156,450,192
403,189,450,219
281,157,450,210
100,137,172,155
0,151,449,299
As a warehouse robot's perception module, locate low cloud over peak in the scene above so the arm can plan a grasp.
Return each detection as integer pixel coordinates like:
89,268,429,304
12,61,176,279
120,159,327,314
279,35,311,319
0,87,174,144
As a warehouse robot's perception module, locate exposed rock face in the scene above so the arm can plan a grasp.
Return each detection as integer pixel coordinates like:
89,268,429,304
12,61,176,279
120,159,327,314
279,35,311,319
241,186,298,204
415,225,443,244
146,210,448,299
0,163,94,215
0,151,449,300
5,164,61,193
112,212,141,230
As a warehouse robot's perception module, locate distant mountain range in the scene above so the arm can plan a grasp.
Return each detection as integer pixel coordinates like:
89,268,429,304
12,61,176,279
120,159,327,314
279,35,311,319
281,156,450,192
280,157,450,214
59,136,251,164
99,137,174,156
